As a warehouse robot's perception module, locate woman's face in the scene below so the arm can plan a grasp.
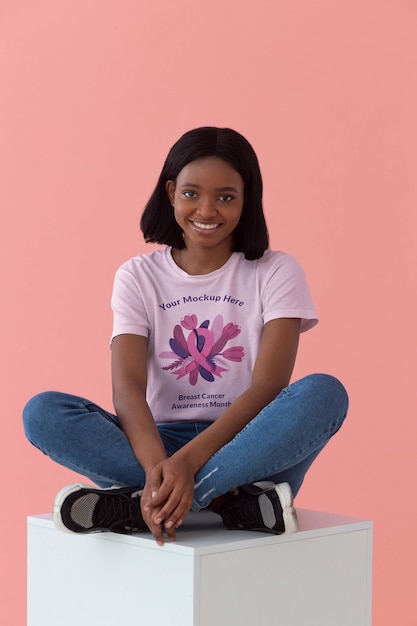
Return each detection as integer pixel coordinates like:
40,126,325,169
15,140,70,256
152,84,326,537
166,156,244,254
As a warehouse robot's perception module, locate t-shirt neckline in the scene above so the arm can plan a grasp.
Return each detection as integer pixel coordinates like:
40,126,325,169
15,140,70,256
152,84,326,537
165,247,240,278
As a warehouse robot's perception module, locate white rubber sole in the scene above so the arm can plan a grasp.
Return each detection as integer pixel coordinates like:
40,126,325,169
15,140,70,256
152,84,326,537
274,482,299,533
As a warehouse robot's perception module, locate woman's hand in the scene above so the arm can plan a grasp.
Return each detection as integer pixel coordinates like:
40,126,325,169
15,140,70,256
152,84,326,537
140,455,195,545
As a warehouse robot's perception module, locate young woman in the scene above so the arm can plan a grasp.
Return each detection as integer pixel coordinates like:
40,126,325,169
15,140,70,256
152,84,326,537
23,127,348,546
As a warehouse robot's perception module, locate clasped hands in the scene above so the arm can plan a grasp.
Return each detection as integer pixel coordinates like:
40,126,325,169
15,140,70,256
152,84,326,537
140,455,195,545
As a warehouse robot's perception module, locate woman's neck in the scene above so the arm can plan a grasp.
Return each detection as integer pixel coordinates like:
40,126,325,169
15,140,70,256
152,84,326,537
171,246,233,275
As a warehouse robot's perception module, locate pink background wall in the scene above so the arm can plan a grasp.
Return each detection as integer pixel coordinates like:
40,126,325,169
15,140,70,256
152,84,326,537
1,1,416,624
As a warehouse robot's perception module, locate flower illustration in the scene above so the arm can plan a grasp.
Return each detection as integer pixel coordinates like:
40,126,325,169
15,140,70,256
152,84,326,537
159,314,244,385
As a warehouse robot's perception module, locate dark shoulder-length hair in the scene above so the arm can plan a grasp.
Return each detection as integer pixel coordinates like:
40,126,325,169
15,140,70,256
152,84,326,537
140,126,269,260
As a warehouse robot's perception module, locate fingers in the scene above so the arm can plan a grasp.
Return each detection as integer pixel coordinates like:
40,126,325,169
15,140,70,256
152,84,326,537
142,503,180,546
141,457,195,545
142,488,193,545
141,488,184,545
152,513,174,545
140,493,168,545
152,490,192,529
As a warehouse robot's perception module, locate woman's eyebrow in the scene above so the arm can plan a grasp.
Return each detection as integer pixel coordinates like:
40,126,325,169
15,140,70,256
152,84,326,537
179,182,240,193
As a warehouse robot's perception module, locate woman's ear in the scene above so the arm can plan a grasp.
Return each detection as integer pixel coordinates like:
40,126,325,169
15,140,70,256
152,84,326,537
166,180,176,206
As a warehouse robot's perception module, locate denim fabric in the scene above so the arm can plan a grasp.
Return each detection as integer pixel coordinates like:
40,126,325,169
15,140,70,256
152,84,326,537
23,373,348,510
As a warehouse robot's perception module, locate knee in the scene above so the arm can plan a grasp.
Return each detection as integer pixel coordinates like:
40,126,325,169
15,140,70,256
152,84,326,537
23,391,64,448
302,373,349,424
305,373,348,401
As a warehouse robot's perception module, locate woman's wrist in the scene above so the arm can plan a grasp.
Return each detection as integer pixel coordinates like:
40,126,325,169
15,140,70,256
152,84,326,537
172,438,210,475
138,451,168,476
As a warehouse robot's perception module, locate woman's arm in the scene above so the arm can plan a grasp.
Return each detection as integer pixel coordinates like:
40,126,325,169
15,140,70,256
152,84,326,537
111,334,167,473
112,334,185,543
148,317,301,528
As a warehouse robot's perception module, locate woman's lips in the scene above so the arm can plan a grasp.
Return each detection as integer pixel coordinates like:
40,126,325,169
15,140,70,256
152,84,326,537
190,221,221,231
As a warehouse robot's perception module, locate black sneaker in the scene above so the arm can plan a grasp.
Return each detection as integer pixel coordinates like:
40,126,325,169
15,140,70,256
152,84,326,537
53,483,147,534
218,481,298,534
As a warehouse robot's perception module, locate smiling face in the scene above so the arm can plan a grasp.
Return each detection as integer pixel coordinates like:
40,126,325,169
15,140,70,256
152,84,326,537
166,156,244,258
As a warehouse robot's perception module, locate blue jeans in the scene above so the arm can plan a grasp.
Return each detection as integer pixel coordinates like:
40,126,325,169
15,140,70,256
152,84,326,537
23,374,348,510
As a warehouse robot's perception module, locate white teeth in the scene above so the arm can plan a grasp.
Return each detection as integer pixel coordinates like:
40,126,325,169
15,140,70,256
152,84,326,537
193,222,219,230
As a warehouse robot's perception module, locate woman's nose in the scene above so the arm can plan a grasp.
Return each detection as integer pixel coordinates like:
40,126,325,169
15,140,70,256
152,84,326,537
198,197,217,217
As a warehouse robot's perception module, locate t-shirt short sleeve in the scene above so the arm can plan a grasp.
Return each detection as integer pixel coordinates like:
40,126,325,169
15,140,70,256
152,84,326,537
260,252,318,332
111,265,150,341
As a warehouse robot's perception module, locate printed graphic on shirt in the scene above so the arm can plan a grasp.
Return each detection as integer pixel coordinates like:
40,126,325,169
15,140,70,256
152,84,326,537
159,314,245,386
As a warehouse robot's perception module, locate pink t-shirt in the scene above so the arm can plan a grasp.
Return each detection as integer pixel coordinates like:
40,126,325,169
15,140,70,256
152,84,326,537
111,247,318,423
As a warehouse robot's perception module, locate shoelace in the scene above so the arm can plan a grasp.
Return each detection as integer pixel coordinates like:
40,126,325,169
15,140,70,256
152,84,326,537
95,492,145,533
223,492,263,526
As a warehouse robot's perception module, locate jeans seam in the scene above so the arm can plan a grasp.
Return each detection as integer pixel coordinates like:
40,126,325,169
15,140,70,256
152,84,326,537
84,402,121,428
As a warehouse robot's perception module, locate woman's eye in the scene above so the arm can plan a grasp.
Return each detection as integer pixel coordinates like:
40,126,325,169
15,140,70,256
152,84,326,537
219,194,234,202
183,191,197,198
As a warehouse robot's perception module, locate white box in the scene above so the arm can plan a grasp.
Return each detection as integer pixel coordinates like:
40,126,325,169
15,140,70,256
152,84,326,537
27,509,372,626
